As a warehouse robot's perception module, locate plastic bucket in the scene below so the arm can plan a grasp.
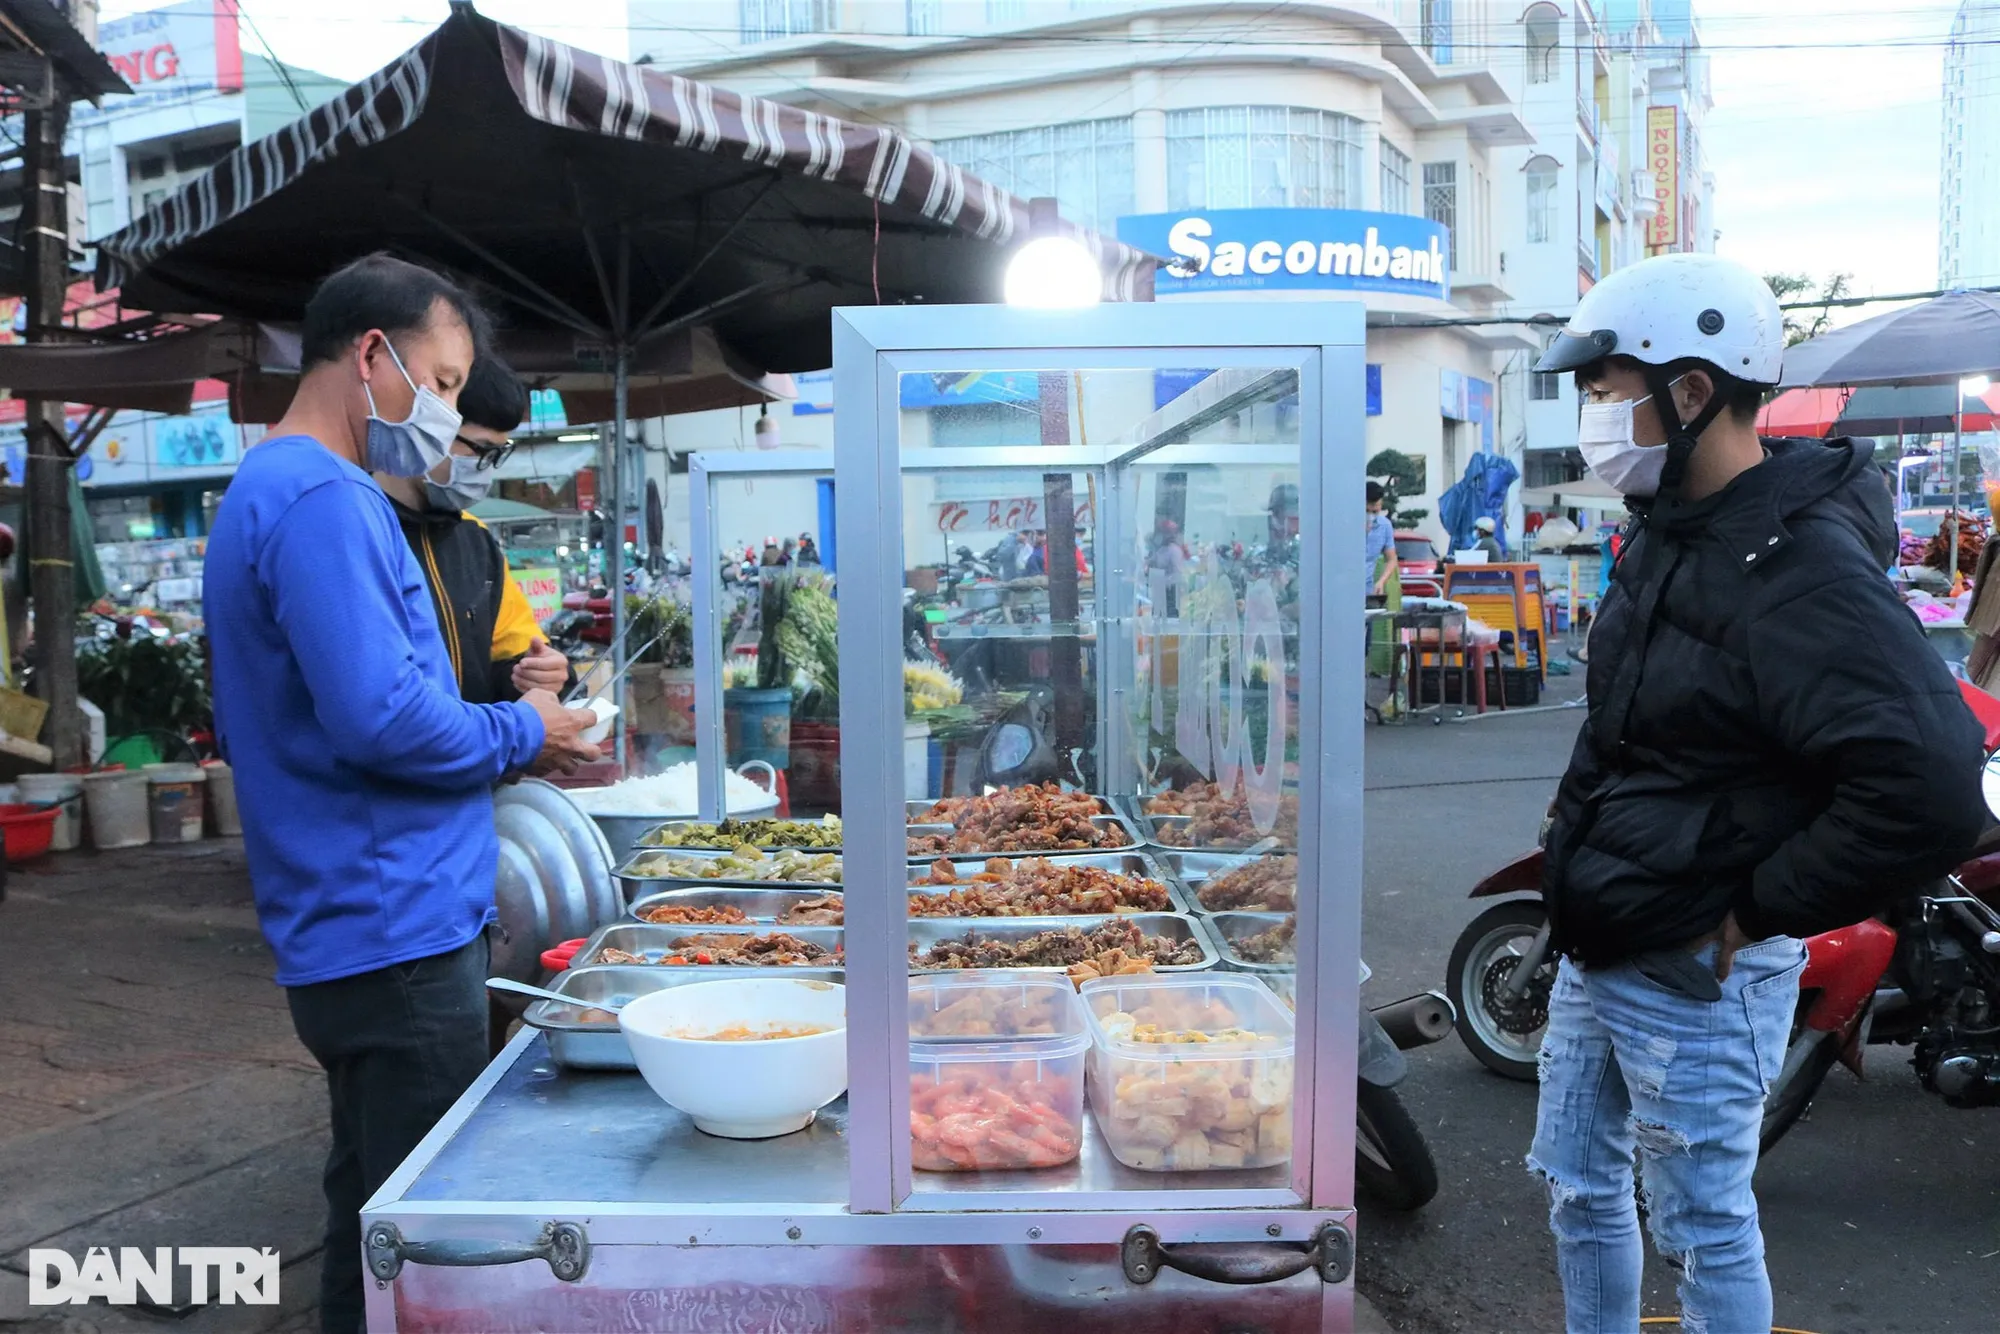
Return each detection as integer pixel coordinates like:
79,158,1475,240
202,761,241,837
0,803,58,862
17,773,83,851
84,769,152,849
724,687,793,769
144,763,208,844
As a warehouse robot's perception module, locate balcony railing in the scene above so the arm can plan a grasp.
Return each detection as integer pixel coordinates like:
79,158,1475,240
1577,91,1600,143
1578,237,1599,281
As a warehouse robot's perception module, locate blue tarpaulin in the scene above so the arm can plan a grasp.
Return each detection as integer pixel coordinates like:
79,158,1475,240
1438,452,1520,552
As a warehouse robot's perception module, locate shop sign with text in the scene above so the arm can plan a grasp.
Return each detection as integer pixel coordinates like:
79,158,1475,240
1119,209,1451,300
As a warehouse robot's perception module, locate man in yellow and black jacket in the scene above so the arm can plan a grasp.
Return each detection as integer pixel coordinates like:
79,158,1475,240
375,354,571,703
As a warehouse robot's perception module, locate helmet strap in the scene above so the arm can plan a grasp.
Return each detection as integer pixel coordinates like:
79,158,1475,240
1646,366,1731,507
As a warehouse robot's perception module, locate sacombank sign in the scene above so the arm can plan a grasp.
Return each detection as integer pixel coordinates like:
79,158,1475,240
1117,209,1451,300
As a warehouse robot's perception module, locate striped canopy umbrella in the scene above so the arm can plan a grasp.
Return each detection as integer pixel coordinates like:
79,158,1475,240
87,2,1157,765
91,4,1155,376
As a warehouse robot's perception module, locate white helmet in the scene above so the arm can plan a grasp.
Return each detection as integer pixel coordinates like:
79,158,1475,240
1534,252,1783,386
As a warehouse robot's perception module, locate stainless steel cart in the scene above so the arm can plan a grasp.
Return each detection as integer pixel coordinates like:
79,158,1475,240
362,301,1368,1331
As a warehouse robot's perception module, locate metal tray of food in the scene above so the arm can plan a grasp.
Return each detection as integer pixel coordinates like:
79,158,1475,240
1202,911,1298,974
521,964,844,1070
627,886,845,926
904,793,1123,822
614,846,844,894
905,812,1141,857
905,912,1216,973
635,818,845,853
1131,810,1296,853
906,850,1191,916
578,921,845,968
1158,851,1299,914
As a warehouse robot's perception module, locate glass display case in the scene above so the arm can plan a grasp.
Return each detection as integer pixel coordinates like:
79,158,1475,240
360,303,1367,1332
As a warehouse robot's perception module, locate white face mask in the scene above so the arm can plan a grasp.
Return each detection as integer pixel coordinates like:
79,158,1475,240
1576,379,1686,497
362,338,462,479
422,453,494,512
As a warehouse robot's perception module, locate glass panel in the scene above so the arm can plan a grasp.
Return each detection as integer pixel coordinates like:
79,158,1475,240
893,364,1306,1208
702,471,840,817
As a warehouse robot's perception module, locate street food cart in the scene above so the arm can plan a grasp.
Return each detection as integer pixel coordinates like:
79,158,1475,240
360,302,1367,1331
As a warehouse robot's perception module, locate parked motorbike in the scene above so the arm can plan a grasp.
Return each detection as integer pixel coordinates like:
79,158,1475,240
1447,677,2000,1152
1358,972,1455,1210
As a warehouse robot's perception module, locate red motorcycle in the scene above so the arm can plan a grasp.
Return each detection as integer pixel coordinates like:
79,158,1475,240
1447,679,2000,1151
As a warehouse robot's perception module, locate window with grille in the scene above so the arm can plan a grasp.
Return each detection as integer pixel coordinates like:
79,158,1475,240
1423,161,1457,267
906,0,941,34
740,0,838,43
1525,7,1559,83
1422,0,1454,63
1531,372,1562,401
1380,142,1412,213
1166,106,1367,211
1526,157,1558,244
933,117,1135,230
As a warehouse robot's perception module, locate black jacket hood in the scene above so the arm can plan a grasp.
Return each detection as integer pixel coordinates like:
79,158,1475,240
1649,434,1895,573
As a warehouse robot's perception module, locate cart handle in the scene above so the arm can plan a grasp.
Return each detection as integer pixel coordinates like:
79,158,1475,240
1121,1221,1351,1287
364,1220,590,1284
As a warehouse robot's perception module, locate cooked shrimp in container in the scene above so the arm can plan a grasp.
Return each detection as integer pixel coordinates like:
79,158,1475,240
908,971,1089,1171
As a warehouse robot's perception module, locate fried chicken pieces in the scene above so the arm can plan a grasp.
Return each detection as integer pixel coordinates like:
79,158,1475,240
909,857,1171,917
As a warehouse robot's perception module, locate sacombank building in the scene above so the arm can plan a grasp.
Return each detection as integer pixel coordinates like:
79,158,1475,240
1120,204,1534,541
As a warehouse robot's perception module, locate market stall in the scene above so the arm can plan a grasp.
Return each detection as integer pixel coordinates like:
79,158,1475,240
360,302,1367,1330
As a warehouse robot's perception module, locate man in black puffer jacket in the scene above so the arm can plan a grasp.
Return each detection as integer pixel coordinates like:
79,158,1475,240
1525,253,1985,1334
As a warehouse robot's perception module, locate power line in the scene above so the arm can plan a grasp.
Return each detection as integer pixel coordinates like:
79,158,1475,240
235,1,313,116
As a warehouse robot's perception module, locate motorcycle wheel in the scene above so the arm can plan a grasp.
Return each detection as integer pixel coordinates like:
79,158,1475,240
1447,900,1555,1081
1757,1000,1843,1156
1355,1081,1438,1211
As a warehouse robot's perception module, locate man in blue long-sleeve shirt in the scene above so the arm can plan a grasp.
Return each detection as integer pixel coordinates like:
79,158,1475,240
204,255,598,1334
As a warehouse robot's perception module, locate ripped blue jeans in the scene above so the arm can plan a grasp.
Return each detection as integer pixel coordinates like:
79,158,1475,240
1528,936,1806,1334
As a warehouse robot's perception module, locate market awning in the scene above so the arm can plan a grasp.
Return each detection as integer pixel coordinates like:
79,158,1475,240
469,497,555,523
0,318,791,425
491,442,595,483
92,5,1156,373
1521,474,1626,510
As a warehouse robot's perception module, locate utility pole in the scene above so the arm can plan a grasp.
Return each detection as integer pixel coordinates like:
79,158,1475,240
21,44,76,765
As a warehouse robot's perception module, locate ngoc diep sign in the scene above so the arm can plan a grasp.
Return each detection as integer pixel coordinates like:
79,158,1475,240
1119,209,1451,300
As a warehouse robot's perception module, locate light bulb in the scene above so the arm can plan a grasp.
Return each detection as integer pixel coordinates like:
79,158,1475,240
1003,236,1103,309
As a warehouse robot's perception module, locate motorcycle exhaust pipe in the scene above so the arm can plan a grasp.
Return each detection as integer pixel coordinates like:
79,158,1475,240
1371,991,1457,1051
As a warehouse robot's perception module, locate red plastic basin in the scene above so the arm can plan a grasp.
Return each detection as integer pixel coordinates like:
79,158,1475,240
0,803,59,862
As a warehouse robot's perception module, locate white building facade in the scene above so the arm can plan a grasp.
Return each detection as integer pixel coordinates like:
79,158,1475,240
1942,0,2000,289
633,0,1543,548
1497,0,1714,496
633,0,1716,548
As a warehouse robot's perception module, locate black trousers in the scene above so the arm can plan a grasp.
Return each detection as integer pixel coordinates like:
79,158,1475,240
286,935,490,1334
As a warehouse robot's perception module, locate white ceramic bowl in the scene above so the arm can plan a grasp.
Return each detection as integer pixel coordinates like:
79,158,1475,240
618,977,847,1138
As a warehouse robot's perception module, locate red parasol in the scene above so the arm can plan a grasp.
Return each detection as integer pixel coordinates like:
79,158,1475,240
1755,386,1850,437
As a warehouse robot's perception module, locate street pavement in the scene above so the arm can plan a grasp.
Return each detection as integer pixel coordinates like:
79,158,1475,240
1357,675,2000,1332
3,683,1994,1334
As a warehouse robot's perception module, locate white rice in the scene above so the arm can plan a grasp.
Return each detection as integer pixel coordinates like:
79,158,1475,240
565,763,777,816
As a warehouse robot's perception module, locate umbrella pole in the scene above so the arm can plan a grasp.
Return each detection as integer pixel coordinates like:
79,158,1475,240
1952,409,1963,591
609,344,629,772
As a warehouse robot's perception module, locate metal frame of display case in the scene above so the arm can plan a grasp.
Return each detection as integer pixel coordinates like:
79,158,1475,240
833,304,1365,1225
690,450,834,823
357,304,1367,1332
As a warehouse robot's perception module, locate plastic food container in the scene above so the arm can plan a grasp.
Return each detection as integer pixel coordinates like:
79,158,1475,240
909,971,1089,1172
1080,973,1295,1173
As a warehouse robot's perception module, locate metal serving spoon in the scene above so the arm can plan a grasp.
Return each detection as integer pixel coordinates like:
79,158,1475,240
486,977,622,1014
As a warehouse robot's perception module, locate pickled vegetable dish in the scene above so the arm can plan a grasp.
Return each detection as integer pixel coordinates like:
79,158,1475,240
641,817,843,850
626,847,842,883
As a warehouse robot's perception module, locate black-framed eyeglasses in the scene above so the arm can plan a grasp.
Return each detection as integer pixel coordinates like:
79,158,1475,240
456,435,517,471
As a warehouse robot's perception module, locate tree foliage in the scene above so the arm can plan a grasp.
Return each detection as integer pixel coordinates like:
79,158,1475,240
1764,272,1852,347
